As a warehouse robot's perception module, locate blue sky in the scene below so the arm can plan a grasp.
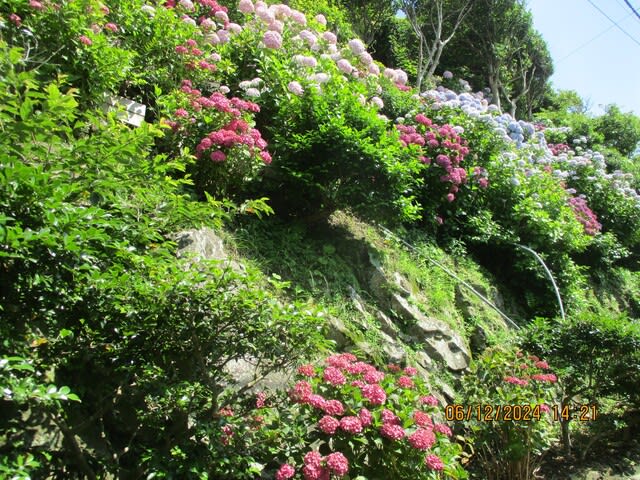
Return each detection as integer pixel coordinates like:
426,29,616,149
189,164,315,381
528,0,640,116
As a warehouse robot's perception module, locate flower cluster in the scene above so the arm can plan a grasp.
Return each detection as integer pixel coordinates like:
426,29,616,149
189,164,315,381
168,80,271,165
280,354,461,478
568,196,601,236
502,353,558,387
396,113,474,203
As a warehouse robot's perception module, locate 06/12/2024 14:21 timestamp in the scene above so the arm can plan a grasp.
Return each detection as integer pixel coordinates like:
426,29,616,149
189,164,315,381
444,404,598,422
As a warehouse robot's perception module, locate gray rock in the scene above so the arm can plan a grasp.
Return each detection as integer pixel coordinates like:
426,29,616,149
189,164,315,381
376,310,398,338
413,351,434,370
174,227,244,273
392,294,470,371
368,264,390,306
379,331,406,363
223,357,292,393
348,285,369,316
392,271,412,297
470,325,487,356
326,315,350,349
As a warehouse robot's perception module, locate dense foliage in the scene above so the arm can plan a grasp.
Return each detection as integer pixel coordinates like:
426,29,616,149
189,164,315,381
1,0,639,478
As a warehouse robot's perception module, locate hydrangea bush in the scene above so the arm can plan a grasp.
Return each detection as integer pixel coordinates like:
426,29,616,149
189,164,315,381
215,353,467,479
458,347,560,480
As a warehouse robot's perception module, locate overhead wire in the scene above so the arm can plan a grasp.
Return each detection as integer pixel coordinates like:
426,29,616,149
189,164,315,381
622,0,640,22
585,0,640,47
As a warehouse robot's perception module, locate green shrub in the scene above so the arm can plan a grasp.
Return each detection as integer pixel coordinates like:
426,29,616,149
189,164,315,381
0,45,325,478
213,354,467,479
458,347,560,480
521,313,640,454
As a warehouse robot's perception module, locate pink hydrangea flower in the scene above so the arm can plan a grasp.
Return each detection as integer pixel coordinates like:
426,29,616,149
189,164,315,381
336,59,354,74
363,370,385,384
371,96,384,109
287,81,304,96
318,415,340,435
290,380,312,402
535,360,550,370
339,416,363,434
238,0,254,14
504,376,529,386
434,423,452,436
323,366,346,386
359,51,373,65
217,29,230,43
263,30,282,49
404,366,418,376
361,384,386,405
104,22,118,32
29,0,44,10
304,451,323,468
413,410,433,427
255,391,267,409
298,364,316,377
348,38,366,55
200,17,215,30
381,408,400,425
420,395,439,406
359,408,373,427
268,20,284,33
397,375,414,389
531,373,557,383
260,151,272,165
322,31,337,44
275,464,295,480
215,10,229,22
325,353,356,368
380,423,405,441
425,454,444,470
9,14,22,26
302,465,328,480
409,428,436,450
323,399,345,416
291,10,306,25
326,452,349,476
79,35,92,46
308,394,327,410
210,150,226,162
315,14,327,25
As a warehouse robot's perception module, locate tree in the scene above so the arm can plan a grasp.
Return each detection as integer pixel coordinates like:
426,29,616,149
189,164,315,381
442,0,553,118
595,104,640,158
504,30,553,118
337,0,399,46
400,0,473,90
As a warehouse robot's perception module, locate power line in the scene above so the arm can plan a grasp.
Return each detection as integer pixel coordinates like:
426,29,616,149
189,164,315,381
558,21,618,62
586,0,640,48
622,0,640,22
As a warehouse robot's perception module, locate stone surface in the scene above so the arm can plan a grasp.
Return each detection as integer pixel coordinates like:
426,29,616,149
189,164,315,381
174,227,244,272
348,285,369,316
223,357,292,393
470,325,488,357
379,331,406,364
376,310,398,338
392,294,470,371
392,271,412,297
326,315,350,349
